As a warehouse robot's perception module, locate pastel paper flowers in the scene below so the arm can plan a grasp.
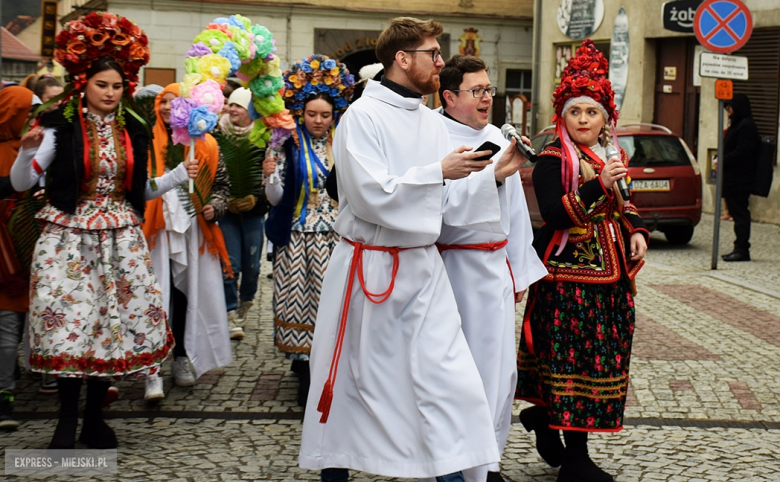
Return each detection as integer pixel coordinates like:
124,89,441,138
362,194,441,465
188,106,219,137
190,80,225,113
183,15,292,148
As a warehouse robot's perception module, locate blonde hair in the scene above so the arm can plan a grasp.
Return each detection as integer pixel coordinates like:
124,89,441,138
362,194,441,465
573,125,626,209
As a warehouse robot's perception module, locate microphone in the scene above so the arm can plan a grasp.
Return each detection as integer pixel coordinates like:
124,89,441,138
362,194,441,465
501,124,537,163
605,144,631,202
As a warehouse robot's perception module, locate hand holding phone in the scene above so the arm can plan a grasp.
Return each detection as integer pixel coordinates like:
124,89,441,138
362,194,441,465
442,142,499,180
472,141,501,161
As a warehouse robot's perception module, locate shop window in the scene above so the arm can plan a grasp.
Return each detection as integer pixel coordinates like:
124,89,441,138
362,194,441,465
504,69,533,135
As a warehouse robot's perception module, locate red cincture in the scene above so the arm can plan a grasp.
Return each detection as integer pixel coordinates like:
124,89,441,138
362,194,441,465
316,238,419,423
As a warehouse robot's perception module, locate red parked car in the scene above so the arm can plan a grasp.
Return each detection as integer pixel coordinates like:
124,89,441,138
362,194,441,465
523,123,703,244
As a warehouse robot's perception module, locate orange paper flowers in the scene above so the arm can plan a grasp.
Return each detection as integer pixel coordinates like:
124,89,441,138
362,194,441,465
54,12,149,93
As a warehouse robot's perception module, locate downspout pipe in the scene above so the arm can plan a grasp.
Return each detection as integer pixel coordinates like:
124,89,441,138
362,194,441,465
530,0,542,135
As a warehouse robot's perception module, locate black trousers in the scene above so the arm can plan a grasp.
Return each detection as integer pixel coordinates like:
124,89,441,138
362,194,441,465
724,189,751,253
170,270,188,358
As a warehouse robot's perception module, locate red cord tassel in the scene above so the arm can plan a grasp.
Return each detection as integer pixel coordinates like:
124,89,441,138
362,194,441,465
317,381,333,423
316,239,410,424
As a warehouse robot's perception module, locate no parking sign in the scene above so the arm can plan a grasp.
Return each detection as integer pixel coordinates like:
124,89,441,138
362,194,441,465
694,0,753,53
696,0,754,269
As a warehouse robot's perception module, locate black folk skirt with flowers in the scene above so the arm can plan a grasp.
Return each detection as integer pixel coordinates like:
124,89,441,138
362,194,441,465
516,277,635,432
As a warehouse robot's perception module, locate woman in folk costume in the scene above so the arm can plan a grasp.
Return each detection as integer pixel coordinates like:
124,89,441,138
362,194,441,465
263,54,354,406
141,83,232,401
9,13,198,448
515,40,648,482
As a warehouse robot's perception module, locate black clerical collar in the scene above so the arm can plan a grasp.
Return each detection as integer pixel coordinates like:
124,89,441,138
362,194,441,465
442,109,467,126
381,76,422,99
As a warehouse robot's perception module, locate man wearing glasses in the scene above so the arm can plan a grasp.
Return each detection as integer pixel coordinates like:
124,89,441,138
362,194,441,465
299,17,527,482
435,55,548,482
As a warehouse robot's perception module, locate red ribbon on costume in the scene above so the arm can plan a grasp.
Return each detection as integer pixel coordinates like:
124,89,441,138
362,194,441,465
317,238,417,423
77,99,92,182
436,239,516,294
123,128,135,191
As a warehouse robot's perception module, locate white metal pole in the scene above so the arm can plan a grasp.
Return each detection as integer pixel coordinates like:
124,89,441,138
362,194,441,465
188,138,195,194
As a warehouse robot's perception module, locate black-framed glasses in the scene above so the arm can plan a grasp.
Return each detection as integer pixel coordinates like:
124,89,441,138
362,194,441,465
451,86,498,98
401,49,443,62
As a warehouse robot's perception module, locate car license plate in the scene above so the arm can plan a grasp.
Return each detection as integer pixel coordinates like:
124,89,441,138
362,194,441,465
631,179,670,192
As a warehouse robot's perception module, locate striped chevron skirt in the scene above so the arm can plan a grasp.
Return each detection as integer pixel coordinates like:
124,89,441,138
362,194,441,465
273,230,340,359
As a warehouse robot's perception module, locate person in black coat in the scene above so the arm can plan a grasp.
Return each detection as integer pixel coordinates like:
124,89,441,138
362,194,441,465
721,93,760,261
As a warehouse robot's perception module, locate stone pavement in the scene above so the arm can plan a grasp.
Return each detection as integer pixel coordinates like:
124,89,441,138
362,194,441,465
3,215,780,481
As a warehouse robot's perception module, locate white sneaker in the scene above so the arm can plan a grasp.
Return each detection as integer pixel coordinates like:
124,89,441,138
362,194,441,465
228,311,244,340
173,357,195,387
144,374,164,402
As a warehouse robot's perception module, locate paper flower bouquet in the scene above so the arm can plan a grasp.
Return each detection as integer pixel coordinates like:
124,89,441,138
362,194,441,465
177,15,294,151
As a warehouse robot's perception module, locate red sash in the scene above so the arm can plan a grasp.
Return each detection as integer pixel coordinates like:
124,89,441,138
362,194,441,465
317,238,421,423
436,239,516,294
437,239,529,352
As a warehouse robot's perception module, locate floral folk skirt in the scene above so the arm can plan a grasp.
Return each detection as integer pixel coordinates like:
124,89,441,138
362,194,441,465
516,277,635,432
273,230,339,359
27,223,173,379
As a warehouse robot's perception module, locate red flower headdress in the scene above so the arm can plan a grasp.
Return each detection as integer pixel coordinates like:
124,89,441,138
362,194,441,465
552,39,617,124
53,12,149,94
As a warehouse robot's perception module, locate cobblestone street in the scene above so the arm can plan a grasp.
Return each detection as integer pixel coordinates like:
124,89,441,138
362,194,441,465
3,215,780,481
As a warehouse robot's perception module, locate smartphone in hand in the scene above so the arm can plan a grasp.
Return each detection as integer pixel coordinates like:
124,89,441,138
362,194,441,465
472,141,501,161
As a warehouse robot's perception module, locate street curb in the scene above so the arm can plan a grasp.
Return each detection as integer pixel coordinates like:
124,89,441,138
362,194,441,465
13,411,780,430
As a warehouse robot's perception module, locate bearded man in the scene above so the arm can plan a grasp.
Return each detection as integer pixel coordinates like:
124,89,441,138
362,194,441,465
299,17,527,482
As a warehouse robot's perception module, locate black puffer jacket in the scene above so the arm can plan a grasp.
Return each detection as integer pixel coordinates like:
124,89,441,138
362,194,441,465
723,93,761,194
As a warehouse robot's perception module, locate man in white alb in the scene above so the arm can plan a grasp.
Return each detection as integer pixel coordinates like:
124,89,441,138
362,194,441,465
299,17,527,482
434,55,548,482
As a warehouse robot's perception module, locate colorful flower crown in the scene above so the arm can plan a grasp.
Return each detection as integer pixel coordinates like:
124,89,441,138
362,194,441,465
552,39,617,123
53,12,149,93
283,54,355,121
173,14,294,149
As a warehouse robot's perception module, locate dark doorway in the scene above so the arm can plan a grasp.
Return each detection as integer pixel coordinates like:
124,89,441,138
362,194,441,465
653,38,700,152
340,50,380,80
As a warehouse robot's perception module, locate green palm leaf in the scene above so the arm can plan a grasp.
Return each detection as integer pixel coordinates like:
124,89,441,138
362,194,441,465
165,142,186,171
7,193,46,271
133,94,157,128
216,130,263,199
173,161,213,218
164,143,212,217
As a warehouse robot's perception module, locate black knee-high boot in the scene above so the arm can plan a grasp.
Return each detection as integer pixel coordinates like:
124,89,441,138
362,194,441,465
519,405,564,467
49,378,82,449
79,379,117,449
557,431,613,482
297,361,310,408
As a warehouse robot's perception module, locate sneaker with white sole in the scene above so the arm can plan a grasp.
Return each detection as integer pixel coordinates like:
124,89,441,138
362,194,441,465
0,391,19,430
39,374,59,395
236,300,253,321
144,375,164,403
228,311,244,340
173,357,195,387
